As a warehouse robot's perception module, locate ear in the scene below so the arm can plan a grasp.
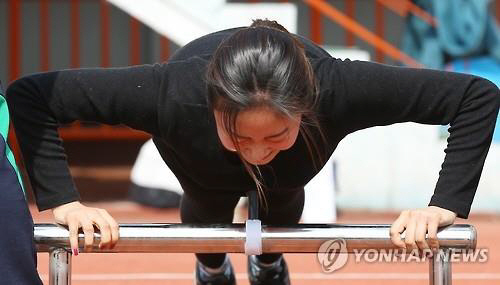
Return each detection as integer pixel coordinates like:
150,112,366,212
213,110,237,152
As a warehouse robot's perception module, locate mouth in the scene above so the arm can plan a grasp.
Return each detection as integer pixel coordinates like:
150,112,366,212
253,151,276,165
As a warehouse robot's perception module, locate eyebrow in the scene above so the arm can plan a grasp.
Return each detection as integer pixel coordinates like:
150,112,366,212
236,128,289,139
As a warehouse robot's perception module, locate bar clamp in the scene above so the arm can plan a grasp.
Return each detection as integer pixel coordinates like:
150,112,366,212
245,190,262,255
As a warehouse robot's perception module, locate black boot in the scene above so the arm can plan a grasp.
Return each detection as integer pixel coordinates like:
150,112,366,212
247,255,290,285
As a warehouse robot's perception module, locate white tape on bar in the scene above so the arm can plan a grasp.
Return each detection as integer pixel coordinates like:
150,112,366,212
245,219,262,255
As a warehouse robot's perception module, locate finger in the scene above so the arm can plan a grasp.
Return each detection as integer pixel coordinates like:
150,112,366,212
390,211,409,249
98,209,120,248
80,217,95,252
415,215,430,256
404,214,418,253
67,215,80,256
427,216,440,252
89,213,111,250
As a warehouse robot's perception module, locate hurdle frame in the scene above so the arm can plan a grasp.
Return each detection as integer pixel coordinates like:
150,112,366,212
35,223,476,285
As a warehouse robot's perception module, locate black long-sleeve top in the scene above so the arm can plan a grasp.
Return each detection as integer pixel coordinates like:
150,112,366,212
6,28,500,218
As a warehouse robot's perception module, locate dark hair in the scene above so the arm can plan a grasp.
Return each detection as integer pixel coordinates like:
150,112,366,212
206,19,326,208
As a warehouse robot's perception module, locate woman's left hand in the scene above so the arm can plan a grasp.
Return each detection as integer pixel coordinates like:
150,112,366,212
390,206,457,256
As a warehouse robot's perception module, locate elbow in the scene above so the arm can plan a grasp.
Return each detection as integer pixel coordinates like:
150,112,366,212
477,77,499,107
5,75,53,126
6,74,49,113
469,77,500,118
5,76,34,107
5,77,28,118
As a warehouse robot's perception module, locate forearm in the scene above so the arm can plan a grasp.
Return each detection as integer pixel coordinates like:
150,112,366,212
429,77,500,219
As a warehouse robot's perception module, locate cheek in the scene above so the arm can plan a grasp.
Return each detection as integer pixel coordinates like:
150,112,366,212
215,123,237,151
274,128,300,151
281,125,299,150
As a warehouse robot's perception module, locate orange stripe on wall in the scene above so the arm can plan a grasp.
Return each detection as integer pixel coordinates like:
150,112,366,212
310,0,323,44
100,0,110,68
129,17,141,65
70,0,80,68
40,0,50,71
8,0,21,82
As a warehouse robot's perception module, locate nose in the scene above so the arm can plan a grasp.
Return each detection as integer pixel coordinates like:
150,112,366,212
243,145,273,162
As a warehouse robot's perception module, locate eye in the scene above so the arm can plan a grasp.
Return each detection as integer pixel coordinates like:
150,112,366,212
267,132,288,142
236,136,250,143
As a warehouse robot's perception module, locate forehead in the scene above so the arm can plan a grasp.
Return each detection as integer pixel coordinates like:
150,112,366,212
234,107,296,136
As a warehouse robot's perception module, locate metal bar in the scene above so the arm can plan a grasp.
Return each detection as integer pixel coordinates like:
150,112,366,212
49,248,71,285
406,0,437,27
8,0,21,82
40,0,50,71
429,248,452,285
377,0,437,27
35,223,476,254
303,0,423,67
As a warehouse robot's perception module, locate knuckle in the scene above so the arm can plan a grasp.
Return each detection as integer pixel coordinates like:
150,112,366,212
83,226,94,233
415,238,424,244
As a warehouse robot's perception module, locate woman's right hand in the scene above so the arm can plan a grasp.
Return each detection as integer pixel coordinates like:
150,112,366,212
51,201,120,255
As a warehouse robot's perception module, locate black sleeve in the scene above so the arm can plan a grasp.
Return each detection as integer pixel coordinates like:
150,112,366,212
6,64,167,211
314,58,500,219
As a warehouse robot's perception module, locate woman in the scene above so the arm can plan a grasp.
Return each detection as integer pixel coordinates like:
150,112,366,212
6,19,499,285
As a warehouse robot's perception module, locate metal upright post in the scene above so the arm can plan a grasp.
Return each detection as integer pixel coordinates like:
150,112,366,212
429,248,452,285
49,248,71,285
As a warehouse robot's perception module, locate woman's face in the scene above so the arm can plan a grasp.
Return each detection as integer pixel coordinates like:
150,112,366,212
214,107,301,165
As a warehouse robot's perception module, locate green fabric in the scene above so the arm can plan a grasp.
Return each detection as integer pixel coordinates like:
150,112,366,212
0,92,25,196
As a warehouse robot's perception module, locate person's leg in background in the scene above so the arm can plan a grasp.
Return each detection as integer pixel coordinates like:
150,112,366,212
180,185,304,285
0,83,44,284
180,191,241,284
256,186,305,263
247,186,304,285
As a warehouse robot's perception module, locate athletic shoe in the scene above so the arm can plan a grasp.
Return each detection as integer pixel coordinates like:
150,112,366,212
247,255,290,285
195,257,236,285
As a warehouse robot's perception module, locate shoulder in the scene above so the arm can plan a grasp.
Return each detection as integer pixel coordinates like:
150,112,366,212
170,28,244,61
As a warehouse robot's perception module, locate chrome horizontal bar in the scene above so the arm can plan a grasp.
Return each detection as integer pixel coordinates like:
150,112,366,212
35,223,476,253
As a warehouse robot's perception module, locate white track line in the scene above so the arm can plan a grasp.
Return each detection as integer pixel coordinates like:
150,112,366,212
40,272,500,281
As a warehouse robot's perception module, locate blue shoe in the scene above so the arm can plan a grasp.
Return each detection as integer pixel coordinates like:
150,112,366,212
195,257,236,285
247,255,290,285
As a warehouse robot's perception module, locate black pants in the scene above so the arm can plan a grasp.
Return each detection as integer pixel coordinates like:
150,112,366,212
180,187,305,268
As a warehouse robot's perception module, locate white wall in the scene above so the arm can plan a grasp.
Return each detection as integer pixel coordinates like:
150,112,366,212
333,122,500,215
